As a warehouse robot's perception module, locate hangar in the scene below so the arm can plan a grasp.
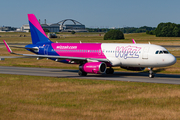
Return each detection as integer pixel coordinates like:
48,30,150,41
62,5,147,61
58,19,87,32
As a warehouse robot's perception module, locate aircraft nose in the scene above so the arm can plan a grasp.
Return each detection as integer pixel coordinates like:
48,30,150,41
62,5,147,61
166,55,176,66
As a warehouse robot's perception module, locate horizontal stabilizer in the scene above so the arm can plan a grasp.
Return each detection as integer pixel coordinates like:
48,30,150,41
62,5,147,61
9,46,39,50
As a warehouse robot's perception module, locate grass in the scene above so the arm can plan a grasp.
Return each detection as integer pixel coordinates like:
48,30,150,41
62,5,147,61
0,32,180,119
0,74,180,119
1,32,180,44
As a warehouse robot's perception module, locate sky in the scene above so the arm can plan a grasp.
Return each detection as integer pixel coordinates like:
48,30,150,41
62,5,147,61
1,0,180,28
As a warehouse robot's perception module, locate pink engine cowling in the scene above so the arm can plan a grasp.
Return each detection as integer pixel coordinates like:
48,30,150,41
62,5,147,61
79,62,106,74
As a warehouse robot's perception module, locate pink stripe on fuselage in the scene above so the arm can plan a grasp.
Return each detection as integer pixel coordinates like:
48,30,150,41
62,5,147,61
28,14,48,38
51,43,106,59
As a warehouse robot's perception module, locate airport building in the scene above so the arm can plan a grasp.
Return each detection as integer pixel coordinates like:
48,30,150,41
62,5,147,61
0,26,17,32
20,24,30,32
59,19,87,32
21,19,87,32
21,23,60,33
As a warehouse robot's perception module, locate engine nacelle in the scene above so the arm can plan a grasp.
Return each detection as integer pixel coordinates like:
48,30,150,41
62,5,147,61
79,62,106,74
121,67,145,71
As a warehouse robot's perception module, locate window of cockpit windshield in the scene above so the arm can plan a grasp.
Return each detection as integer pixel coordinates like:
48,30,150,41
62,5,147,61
163,50,169,54
159,51,163,54
155,51,159,54
155,50,169,54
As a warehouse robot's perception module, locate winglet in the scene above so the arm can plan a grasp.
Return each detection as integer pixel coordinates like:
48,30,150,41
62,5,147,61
3,40,12,53
132,39,136,44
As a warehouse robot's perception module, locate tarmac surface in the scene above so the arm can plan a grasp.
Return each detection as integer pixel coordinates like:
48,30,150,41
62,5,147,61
0,66,180,84
0,43,179,84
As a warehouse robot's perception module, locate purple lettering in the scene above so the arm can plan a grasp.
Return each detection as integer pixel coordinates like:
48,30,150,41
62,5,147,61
115,46,141,59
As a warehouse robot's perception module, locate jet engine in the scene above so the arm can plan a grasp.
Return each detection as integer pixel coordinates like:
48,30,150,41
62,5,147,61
79,62,106,74
121,67,145,71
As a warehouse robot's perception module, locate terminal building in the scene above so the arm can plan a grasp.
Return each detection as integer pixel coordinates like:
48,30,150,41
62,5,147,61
21,19,87,32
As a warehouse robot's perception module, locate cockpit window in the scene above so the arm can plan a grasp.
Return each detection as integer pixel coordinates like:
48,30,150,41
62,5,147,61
155,50,169,54
159,51,163,54
163,51,169,54
155,51,159,54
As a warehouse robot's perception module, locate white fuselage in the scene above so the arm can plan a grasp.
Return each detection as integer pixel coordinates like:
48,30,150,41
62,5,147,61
101,43,176,67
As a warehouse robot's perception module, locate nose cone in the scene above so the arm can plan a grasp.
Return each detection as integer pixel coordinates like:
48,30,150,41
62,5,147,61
166,55,176,66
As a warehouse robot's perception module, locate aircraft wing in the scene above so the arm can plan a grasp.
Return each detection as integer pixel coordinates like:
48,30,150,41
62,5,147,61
11,52,109,62
3,40,109,62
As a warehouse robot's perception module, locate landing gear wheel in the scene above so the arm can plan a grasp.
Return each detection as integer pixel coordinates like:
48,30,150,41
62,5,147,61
106,68,114,74
149,68,154,78
78,70,87,76
149,73,154,78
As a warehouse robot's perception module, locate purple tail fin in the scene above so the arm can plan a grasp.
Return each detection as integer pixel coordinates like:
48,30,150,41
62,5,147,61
28,14,52,44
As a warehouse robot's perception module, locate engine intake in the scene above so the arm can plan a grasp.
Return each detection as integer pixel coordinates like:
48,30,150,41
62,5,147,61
79,62,106,74
121,67,145,71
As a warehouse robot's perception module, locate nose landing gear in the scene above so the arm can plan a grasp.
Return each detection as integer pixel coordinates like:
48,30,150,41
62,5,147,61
149,68,154,78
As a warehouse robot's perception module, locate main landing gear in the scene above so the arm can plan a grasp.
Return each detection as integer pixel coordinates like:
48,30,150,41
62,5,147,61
106,67,114,74
78,70,87,76
149,68,154,78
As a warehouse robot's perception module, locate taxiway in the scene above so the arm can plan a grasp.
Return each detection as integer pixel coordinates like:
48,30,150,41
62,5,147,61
0,66,179,84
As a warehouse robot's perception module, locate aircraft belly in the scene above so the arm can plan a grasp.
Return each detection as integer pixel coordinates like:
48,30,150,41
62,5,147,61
119,57,143,67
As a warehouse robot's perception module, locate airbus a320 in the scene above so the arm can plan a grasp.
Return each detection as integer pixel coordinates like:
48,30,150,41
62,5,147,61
3,14,176,78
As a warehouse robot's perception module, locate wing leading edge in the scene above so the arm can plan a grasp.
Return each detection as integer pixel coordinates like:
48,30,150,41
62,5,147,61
3,40,109,62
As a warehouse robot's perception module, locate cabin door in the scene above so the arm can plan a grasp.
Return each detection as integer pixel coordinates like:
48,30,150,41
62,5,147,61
142,47,149,59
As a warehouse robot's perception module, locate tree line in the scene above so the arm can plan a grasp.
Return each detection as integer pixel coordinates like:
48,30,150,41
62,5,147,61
86,26,156,33
88,22,180,37
151,22,180,37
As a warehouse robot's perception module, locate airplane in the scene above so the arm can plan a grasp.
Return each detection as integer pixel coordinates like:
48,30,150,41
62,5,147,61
3,14,176,78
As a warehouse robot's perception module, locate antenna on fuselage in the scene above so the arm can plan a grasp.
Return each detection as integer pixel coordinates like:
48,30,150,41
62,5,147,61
80,41,82,43
149,42,151,44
